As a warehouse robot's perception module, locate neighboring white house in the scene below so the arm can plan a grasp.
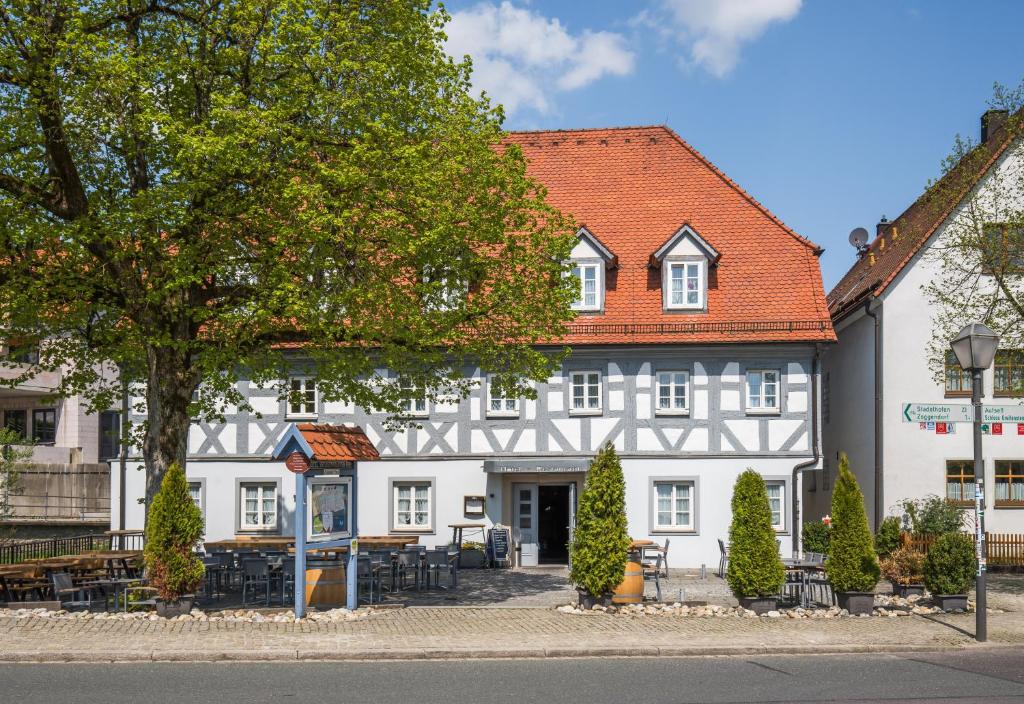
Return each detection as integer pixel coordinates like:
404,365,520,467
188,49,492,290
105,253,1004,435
113,126,834,567
816,109,1024,533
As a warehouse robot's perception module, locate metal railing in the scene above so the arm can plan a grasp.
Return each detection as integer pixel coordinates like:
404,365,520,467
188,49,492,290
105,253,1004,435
0,534,112,564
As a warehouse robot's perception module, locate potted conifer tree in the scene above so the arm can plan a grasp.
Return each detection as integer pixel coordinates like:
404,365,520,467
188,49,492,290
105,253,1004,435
726,469,785,615
923,532,977,611
827,454,880,615
569,444,630,608
144,463,205,617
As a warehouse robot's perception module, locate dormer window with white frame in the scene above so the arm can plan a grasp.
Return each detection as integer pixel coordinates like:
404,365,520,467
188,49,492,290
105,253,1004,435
650,224,719,313
568,227,617,314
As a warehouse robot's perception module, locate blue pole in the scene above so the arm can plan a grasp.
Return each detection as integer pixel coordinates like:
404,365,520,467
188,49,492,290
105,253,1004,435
294,470,307,619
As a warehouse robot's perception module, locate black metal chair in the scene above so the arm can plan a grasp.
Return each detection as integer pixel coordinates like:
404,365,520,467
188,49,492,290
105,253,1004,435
424,549,455,589
396,549,423,591
356,556,381,604
717,539,729,578
278,557,296,605
50,572,97,611
241,558,271,606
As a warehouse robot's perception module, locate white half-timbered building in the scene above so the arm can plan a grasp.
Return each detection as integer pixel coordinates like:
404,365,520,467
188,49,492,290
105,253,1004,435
113,126,835,568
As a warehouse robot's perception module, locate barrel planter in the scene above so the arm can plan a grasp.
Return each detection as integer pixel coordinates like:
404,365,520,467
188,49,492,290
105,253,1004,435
837,591,875,615
305,560,346,608
611,558,644,604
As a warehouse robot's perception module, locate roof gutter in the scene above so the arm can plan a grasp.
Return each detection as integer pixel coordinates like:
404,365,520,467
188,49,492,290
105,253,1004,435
864,297,883,529
792,344,822,556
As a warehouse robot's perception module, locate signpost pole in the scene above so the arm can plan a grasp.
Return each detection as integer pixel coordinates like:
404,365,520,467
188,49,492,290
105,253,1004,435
972,371,987,642
294,469,307,620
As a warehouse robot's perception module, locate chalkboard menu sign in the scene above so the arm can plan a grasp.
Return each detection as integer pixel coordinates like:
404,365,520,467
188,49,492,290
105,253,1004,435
488,527,511,567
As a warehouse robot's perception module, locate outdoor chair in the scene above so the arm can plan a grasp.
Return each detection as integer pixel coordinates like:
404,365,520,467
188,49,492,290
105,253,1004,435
201,556,223,599
641,539,670,578
50,572,97,611
424,549,455,590
640,553,663,602
356,556,381,604
396,549,423,591
278,557,296,605
241,558,271,607
215,551,236,589
367,550,396,593
717,539,729,578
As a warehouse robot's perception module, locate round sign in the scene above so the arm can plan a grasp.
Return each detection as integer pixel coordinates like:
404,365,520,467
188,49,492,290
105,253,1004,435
284,451,311,474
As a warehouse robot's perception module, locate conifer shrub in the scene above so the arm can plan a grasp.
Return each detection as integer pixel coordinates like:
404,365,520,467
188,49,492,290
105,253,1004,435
875,516,902,560
726,469,785,598
826,453,880,593
144,463,205,602
923,532,977,595
802,520,831,556
569,444,630,598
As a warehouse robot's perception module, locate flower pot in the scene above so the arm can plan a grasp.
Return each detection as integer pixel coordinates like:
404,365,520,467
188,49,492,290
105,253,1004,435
837,591,874,615
577,590,613,609
892,582,925,599
459,549,486,569
738,596,778,615
155,595,194,618
934,594,968,612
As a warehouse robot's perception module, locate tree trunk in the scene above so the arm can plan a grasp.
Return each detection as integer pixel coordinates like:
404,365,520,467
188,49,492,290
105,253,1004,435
142,346,198,510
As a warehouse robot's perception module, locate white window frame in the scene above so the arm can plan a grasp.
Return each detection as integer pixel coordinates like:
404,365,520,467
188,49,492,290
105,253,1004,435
398,380,428,418
570,262,602,312
187,481,203,511
239,483,278,531
422,265,467,312
286,376,318,419
655,370,690,415
570,370,602,415
766,481,785,532
746,369,780,414
663,258,705,311
652,480,696,532
486,376,520,418
391,480,434,533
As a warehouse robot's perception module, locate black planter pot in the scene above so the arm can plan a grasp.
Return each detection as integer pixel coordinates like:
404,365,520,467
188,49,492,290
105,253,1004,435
577,590,613,609
837,591,875,615
156,596,194,618
892,583,925,599
934,594,968,612
738,596,778,615
459,549,486,569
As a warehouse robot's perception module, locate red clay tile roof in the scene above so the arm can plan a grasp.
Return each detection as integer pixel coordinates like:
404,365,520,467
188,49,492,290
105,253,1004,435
296,423,380,461
505,126,835,344
827,117,1019,321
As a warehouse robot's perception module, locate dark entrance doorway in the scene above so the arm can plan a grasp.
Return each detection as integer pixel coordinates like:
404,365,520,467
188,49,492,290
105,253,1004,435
538,485,571,564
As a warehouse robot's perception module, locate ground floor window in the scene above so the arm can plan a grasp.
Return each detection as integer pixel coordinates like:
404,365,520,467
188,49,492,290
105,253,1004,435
995,460,1024,506
652,480,694,531
392,480,433,532
188,482,203,510
3,409,26,439
945,460,975,506
766,481,785,531
240,483,277,530
31,408,56,445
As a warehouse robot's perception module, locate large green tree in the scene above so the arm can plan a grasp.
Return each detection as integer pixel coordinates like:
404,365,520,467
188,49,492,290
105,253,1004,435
0,0,576,505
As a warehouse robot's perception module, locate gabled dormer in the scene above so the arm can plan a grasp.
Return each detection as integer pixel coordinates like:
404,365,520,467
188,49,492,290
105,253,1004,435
649,225,720,312
570,226,617,313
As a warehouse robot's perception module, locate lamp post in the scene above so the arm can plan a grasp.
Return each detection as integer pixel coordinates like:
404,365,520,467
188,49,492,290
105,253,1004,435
950,322,999,643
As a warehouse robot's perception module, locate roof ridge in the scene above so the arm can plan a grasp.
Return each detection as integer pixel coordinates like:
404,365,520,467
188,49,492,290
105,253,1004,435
505,125,667,136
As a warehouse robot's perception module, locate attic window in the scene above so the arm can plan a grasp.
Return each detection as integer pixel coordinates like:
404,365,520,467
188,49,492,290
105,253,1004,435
571,263,601,311
664,261,705,310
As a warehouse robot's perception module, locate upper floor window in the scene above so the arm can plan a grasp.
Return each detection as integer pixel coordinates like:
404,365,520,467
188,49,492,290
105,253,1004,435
399,380,428,418
665,261,704,309
571,263,601,311
287,377,317,418
422,265,466,312
5,345,39,364
982,223,1024,273
945,351,972,397
994,350,1024,397
656,371,689,414
487,376,519,418
570,371,602,414
746,369,779,413
31,408,56,444
99,411,121,460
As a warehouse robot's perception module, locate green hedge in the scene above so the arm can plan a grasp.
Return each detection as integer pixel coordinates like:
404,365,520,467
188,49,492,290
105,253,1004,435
802,520,831,556
569,444,630,598
726,469,785,598
923,532,976,595
826,453,880,593
875,516,902,560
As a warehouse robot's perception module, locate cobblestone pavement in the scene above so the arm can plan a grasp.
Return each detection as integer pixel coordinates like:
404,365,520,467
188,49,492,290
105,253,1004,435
2,573,1021,661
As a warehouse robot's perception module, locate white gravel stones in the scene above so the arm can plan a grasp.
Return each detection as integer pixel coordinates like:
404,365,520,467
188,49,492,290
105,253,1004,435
0,606,371,623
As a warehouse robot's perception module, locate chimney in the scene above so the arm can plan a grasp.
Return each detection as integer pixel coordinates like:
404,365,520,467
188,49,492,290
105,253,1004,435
876,216,894,239
981,109,1009,143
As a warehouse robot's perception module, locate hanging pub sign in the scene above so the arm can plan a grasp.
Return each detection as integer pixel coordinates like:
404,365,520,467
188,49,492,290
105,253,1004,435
285,451,311,474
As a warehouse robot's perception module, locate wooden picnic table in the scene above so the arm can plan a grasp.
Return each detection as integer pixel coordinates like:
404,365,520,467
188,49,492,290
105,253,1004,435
204,537,295,551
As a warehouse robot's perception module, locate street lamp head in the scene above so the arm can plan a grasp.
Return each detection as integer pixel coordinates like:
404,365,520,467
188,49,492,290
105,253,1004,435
950,322,1000,372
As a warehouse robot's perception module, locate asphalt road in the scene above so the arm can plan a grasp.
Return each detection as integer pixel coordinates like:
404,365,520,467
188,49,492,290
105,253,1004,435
2,649,1023,704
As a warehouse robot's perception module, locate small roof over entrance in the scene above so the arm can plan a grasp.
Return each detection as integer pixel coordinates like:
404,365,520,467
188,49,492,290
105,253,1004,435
272,423,380,462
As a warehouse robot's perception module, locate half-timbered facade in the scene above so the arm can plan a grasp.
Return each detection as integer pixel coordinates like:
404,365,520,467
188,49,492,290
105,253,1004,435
114,126,835,567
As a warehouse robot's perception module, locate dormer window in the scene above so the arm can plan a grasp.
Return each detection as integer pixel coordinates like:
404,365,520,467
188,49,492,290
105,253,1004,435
650,224,720,313
568,226,617,314
571,263,600,311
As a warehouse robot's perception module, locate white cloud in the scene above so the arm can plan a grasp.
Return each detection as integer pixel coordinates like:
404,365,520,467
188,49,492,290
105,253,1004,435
446,2,635,116
638,0,802,77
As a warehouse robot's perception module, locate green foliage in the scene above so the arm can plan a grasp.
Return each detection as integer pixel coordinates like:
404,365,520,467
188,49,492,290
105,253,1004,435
875,516,903,559
898,496,965,536
826,454,880,593
801,520,831,556
726,470,785,599
0,0,577,499
0,429,30,546
924,532,977,595
144,464,204,602
880,545,925,586
569,444,630,598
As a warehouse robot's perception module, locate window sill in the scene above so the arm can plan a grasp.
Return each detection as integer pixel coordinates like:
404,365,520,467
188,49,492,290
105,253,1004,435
651,528,698,535
993,392,1024,398
746,409,781,416
390,528,434,535
944,391,972,399
285,414,318,421
486,412,521,419
569,409,603,416
655,410,690,417
663,305,704,312
994,502,1024,509
237,527,280,535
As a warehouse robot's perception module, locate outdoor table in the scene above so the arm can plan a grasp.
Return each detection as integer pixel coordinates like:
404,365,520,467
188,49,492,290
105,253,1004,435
448,524,486,568
82,577,141,612
0,564,41,602
82,551,143,578
204,537,295,551
781,559,826,608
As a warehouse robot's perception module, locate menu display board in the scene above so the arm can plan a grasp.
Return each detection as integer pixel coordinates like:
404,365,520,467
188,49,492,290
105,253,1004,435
488,527,511,566
308,476,352,541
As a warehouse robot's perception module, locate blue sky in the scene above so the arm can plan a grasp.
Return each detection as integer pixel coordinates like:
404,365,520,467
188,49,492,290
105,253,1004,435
443,0,1024,289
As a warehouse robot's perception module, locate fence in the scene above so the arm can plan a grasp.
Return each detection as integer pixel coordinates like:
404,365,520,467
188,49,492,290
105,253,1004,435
902,532,1024,568
7,463,110,522
0,534,111,564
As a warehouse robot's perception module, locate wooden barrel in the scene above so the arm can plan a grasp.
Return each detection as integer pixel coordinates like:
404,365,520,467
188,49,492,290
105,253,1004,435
612,558,644,604
305,561,346,608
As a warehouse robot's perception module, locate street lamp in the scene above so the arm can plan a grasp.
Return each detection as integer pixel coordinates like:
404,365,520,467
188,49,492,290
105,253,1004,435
950,322,999,643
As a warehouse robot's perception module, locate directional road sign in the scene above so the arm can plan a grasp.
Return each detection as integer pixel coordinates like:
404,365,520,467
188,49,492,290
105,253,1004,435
902,403,973,423
982,405,1024,424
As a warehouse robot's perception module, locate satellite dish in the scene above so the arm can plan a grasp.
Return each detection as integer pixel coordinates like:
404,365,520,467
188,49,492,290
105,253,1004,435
849,227,869,249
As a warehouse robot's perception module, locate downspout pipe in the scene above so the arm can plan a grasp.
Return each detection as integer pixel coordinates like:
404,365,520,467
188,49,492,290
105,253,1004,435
864,298,883,530
792,345,822,556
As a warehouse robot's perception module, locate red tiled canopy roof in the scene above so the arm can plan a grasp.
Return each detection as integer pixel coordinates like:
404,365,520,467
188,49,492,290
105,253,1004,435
504,126,835,344
296,423,379,461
